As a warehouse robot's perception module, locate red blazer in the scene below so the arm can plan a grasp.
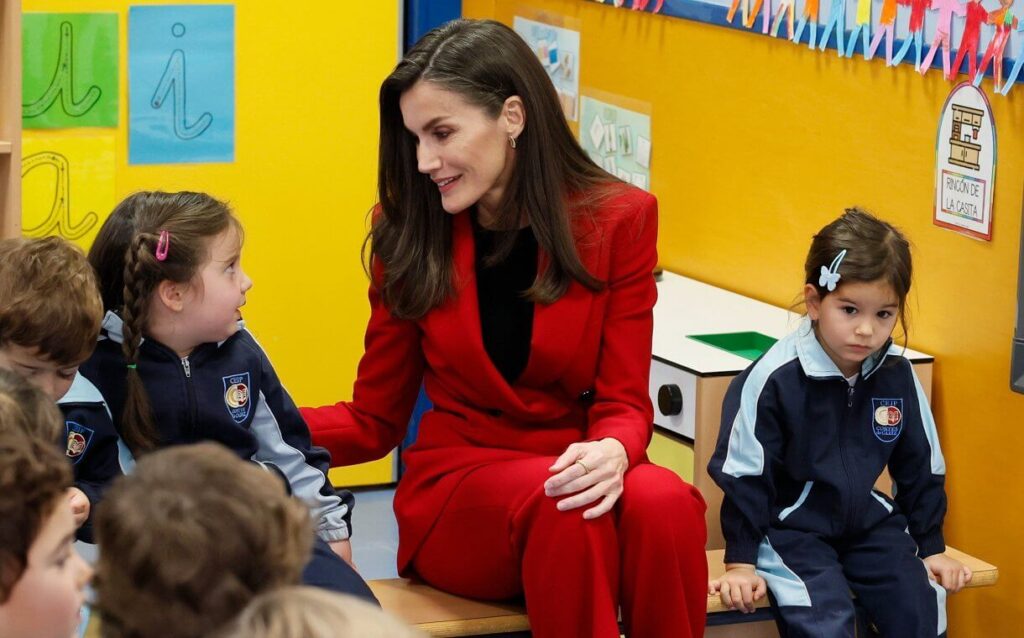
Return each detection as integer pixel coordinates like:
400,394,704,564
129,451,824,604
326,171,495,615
302,184,658,572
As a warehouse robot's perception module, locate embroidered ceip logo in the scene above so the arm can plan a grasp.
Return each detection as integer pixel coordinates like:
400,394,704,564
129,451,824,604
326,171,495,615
223,372,251,423
871,398,904,443
65,421,94,464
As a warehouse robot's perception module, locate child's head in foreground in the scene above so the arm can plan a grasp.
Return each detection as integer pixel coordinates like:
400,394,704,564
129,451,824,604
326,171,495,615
0,236,103,401
93,442,313,638
87,191,250,454
218,586,426,638
0,367,65,443
0,432,92,638
803,207,913,376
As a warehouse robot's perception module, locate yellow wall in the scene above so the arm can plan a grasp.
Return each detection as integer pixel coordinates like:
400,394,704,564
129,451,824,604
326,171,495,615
465,0,1023,633
23,0,400,483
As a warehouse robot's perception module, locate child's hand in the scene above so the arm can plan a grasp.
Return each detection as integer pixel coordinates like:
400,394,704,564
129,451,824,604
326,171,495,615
328,539,356,571
67,487,90,527
923,553,972,593
708,563,767,613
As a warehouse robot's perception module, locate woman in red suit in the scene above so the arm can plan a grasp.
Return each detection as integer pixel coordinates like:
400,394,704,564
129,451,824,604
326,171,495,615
302,19,708,638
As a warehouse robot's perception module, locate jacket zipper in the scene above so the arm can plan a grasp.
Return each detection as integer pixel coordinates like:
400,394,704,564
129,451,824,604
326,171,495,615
837,382,857,530
181,357,198,437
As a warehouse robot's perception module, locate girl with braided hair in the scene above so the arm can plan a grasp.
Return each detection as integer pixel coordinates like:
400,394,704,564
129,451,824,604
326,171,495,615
82,191,375,603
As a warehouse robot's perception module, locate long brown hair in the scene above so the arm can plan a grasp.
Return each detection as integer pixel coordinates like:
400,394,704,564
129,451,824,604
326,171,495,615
804,207,913,340
88,191,240,454
372,18,617,319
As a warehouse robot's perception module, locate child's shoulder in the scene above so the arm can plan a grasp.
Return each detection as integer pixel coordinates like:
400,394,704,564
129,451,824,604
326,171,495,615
57,372,108,407
229,324,264,357
730,330,805,394
876,345,917,379
219,325,277,374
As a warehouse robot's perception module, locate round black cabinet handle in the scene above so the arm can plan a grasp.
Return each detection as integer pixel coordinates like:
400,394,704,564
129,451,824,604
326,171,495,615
658,384,683,416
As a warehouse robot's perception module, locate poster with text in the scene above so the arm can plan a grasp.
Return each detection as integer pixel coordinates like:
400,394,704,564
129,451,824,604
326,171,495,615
933,83,996,241
579,94,652,191
513,16,580,121
129,5,234,164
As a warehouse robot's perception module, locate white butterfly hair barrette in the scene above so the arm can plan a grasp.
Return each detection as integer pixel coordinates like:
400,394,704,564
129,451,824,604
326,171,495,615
818,249,847,292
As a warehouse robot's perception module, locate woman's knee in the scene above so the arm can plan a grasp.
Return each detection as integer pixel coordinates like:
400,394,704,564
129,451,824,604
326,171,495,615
621,465,706,517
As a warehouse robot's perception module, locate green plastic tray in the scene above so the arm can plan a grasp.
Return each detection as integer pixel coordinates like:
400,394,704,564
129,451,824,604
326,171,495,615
686,331,778,361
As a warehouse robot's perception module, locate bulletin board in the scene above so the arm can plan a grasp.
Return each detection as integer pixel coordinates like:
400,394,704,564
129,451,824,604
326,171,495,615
22,0,402,485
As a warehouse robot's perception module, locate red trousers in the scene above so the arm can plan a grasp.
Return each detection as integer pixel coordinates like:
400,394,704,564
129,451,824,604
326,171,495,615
411,458,708,638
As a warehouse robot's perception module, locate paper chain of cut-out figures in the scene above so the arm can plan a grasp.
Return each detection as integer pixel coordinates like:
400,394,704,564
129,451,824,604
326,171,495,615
592,0,1024,95
591,0,668,10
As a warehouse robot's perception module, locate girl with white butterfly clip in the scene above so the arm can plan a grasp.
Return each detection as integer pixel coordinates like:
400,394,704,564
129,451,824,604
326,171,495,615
708,208,970,637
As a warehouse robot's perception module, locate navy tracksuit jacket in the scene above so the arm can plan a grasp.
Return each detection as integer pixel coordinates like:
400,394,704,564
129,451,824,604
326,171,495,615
58,373,130,543
709,319,949,637
73,312,374,602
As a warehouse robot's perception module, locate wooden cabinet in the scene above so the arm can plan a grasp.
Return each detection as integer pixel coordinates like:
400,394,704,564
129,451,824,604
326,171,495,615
0,0,21,238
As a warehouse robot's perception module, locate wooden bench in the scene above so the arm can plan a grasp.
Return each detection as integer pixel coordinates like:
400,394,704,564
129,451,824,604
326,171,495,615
82,547,996,638
369,547,998,637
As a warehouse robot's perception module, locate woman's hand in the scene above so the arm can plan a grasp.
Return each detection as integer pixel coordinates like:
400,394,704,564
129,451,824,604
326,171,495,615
544,438,628,520
709,563,767,613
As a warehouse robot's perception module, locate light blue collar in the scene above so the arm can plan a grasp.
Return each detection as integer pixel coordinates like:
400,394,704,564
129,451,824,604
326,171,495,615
793,317,893,380
100,311,125,344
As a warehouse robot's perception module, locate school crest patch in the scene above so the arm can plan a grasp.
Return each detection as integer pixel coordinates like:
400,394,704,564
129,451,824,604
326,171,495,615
871,398,904,443
65,421,94,464
223,372,251,423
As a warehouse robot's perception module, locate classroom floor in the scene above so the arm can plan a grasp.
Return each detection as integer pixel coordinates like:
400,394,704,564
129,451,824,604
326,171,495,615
350,486,401,579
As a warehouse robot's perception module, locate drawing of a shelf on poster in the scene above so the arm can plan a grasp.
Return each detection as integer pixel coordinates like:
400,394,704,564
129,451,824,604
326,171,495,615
933,82,996,241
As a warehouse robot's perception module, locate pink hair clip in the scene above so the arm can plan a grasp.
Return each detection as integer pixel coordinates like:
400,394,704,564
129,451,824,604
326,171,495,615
155,230,171,262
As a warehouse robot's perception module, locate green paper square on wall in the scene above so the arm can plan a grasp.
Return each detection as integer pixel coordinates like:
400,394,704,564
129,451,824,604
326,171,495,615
23,13,118,129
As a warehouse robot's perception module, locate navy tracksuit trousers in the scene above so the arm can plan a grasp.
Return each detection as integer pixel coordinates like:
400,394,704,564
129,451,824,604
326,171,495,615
760,513,946,638
302,536,378,605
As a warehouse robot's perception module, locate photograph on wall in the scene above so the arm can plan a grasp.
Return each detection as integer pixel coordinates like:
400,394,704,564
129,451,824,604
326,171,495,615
933,82,996,241
579,93,652,191
513,15,581,121
128,4,235,164
21,132,116,249
23,12,119,129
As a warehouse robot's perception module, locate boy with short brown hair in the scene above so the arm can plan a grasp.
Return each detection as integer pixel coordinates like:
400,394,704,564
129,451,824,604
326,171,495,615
0,432,93,638
0,236,124,540
0,236,103,384
94,443,313,638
